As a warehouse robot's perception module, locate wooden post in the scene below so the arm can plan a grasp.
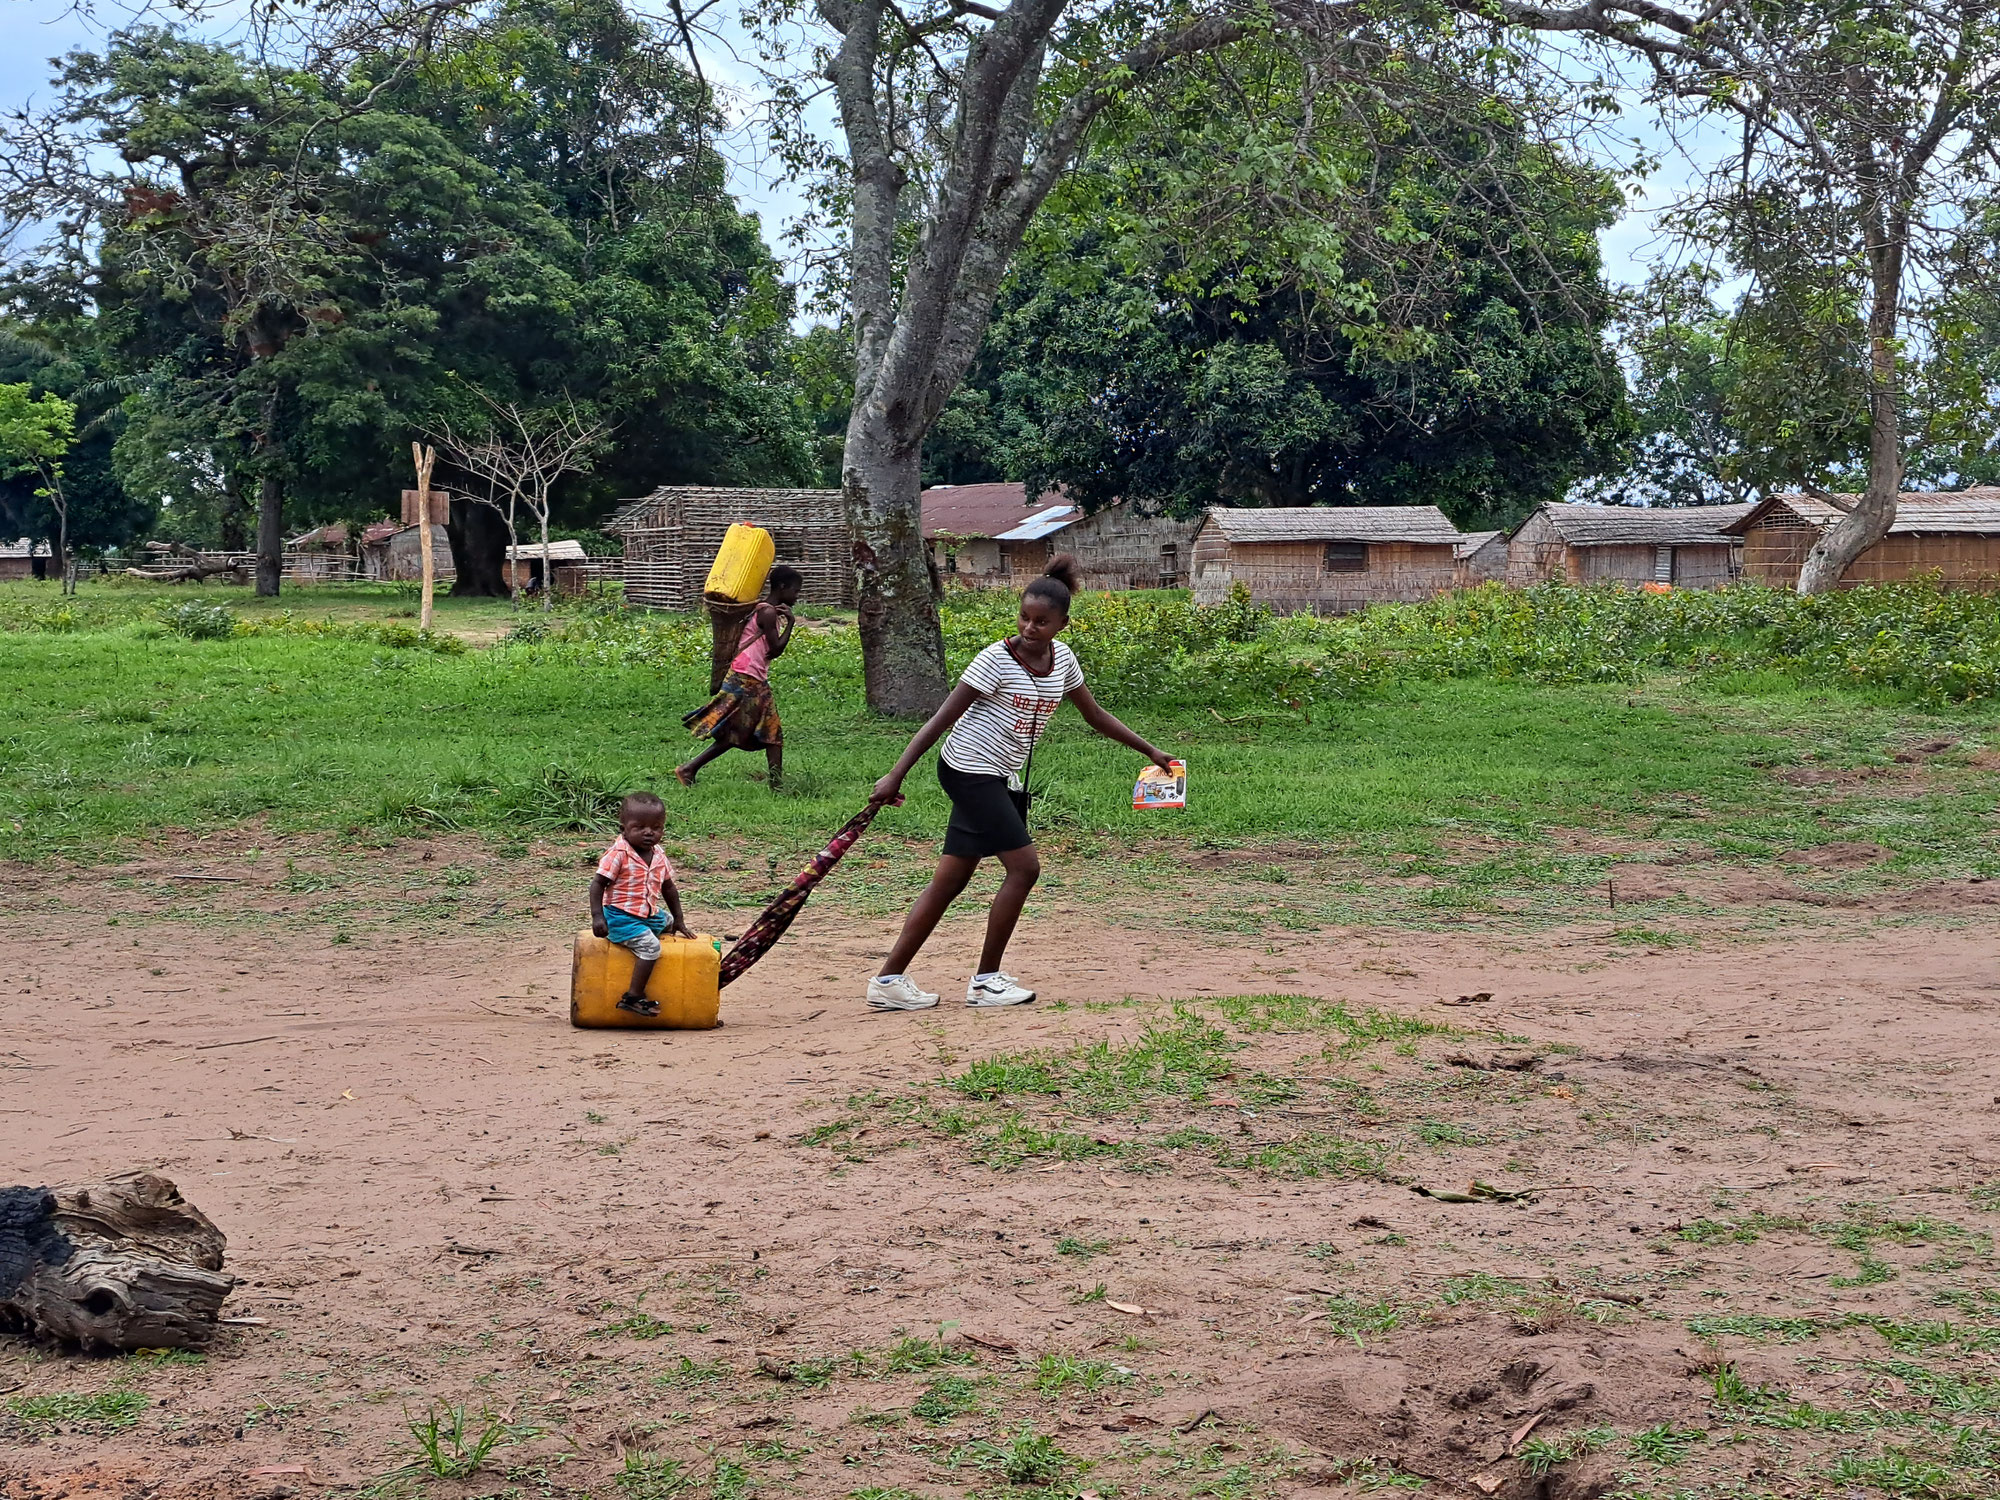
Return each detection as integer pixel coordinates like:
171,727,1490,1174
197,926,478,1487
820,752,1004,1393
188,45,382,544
412,442,437,632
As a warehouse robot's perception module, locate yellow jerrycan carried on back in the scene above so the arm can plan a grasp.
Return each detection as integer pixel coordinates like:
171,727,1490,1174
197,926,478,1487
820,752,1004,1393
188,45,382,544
704,523,776,605
570,930,723,1029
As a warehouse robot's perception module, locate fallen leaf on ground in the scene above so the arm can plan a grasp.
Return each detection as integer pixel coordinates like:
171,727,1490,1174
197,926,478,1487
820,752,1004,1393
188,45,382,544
1443,991,1494,1006
960,1331,1017,1352
1106,1300,1149,1315
1508,1412,1545,1451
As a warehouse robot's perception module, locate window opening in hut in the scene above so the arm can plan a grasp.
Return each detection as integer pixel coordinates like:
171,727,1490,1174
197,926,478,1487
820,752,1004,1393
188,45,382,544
1654,545,1674,583
1159,542,1180,585
1324,542,1368,573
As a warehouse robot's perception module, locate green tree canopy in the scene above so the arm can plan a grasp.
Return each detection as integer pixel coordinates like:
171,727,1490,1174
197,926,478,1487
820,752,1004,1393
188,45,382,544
921,46,1631,532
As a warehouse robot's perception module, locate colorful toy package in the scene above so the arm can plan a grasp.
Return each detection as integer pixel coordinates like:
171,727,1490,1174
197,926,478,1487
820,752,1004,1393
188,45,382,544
1133,758,1187,810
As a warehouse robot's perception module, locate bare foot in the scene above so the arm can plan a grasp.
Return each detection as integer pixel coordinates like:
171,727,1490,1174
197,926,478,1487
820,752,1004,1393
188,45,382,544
674,765,696,788
615,994,659,1017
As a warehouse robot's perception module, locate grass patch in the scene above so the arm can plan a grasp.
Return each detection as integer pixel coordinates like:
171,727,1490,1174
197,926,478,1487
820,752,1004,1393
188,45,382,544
9,582,2000,937
6,1389,150,1432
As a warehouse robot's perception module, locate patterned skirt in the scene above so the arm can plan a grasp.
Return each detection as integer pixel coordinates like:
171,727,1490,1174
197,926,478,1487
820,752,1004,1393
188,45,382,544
683,671,782,749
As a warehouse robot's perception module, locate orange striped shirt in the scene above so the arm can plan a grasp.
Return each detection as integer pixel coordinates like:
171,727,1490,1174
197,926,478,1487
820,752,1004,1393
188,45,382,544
596,837,673,917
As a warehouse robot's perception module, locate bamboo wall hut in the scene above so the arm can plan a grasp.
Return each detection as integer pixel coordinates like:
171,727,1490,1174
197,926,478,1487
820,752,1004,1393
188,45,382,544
1724,488,2000,589
1454,530,1507,586
603,486,854,610
1506,502,1753,588
922,483,1198,589
1190,506,1463,613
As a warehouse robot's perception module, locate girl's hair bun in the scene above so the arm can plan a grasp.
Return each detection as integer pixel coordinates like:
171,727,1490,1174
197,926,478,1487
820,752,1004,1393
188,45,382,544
1023,552,1080,614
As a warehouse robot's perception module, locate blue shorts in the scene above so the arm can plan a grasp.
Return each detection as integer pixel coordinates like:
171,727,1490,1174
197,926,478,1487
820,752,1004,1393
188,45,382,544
605,906,666,961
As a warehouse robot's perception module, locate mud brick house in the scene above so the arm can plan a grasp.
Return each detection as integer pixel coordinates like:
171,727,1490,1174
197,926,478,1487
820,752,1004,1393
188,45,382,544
1506,502,1753,588
1189,505,1464,613
502,539,590,596
603,486,854,610
1724,489,2000,589
921,483,1197,590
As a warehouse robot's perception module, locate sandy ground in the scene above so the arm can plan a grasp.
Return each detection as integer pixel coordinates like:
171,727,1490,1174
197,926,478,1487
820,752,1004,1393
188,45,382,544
4,881,2000,1499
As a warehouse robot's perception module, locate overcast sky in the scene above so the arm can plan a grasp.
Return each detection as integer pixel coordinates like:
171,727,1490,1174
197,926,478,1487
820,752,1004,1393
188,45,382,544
1,1,1710,301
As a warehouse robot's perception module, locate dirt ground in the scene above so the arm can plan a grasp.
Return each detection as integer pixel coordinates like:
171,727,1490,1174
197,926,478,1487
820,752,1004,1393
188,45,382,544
5,856,2000,1500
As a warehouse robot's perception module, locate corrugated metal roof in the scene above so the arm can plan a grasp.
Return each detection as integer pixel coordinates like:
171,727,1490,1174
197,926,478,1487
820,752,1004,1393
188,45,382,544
0,537,50,558
1201,505,1463,545
1454,530,1502,558
1726,489,2000,536
1528,502,1754,546
922,482,1072,540
994,504,1081,542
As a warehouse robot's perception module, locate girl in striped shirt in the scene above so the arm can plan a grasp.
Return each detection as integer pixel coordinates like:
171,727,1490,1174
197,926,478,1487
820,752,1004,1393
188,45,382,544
864,555,1174,1012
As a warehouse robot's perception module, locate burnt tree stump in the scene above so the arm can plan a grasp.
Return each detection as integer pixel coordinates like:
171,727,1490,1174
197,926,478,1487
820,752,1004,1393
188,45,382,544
1,1173,234,1352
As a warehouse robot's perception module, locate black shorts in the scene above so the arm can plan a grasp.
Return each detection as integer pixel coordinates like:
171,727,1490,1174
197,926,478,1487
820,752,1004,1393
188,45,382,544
938,760,1032,859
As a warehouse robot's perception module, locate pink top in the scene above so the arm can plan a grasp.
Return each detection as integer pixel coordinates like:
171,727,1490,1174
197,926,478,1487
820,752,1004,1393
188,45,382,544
730,613,772,681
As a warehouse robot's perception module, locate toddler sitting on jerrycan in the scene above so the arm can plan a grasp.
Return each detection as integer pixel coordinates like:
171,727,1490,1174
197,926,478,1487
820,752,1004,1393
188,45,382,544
573,791,720,1029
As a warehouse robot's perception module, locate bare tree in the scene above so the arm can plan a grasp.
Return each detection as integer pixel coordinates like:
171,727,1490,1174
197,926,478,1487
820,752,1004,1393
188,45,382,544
432,395,607,609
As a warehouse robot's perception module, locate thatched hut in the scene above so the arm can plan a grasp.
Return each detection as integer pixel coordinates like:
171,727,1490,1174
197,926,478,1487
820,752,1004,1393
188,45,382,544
1506,502,1753,588
1189,506,1463,613
603,486,854,610
1723,489,2000,589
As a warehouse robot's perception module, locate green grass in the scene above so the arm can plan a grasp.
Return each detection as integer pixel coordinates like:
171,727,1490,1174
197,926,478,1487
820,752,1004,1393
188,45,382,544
5,1389,150,1431
8,581,2000,925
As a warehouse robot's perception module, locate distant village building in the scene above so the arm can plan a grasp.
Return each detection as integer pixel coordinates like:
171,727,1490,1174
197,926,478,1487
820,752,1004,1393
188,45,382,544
1725,488,2000,589
503,539,590,596
283,523,361,582
921,483,1198,590
360,520,455,583
1454,530,1508,586
603,486,854,611
0,537,51,581
1506,502,1754,589
1190,506,1464,614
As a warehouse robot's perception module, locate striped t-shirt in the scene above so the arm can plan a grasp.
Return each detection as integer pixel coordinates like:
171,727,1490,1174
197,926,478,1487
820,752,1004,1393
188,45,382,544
940,640,1084,789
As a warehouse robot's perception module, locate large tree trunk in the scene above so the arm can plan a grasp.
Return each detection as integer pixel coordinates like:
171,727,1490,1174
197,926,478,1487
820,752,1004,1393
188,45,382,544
845,424,948,714
254,469,283,597
446,496,511,597
1796,333,1902,593
1,1173,234,1352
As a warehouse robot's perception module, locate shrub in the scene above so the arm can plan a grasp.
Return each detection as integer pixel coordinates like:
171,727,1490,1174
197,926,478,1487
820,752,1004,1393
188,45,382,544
155,600,237,640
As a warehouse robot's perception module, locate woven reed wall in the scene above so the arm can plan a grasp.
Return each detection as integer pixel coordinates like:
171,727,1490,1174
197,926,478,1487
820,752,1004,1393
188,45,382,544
612,488,853,610
1742,511,2000,589
1192,537,1459,613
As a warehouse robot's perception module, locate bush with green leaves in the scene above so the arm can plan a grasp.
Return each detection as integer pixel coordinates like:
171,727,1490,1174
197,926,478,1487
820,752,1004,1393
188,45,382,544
155,600,238,639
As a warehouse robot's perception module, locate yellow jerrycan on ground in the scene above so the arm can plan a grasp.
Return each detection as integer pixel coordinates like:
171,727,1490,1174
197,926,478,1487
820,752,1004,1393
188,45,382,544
570,931,723,1029
704,523,776,605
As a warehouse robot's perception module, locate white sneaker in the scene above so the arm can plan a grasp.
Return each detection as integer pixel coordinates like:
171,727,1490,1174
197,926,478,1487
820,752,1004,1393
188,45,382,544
966,972,1036,1007
867,974,939,1011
